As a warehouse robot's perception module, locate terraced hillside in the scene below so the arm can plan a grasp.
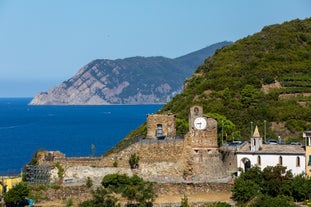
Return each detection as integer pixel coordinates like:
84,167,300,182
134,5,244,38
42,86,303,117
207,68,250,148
158,18,311,141
107,18,311,155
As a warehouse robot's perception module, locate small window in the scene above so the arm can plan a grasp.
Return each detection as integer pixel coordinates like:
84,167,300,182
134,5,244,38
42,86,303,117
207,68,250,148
296,157,300,167
279,156,283,165
309,155,311,166
194,107,199,115
156,124,163,137
257,155,261,166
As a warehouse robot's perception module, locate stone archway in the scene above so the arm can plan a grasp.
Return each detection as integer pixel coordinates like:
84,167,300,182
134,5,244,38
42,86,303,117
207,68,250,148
241,157,251,172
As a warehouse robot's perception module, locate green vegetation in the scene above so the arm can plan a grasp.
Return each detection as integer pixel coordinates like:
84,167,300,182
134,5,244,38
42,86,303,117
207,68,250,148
66,198,73,207
104,18,311,155
181,195,189,207
160,18,311,140
103,124,146,155
79,186,120,207
55,162,65,182
232,165,311,206
208,202,231,207
129,153,140,169
81,173,156,207
86,177,93,188
3,182,30,207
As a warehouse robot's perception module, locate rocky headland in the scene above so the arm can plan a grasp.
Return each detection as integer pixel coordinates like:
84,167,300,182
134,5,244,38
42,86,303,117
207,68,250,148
29,42,231,105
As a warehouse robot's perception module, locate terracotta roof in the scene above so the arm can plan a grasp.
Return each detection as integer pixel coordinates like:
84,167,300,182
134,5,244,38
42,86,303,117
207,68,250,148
237,142,305,155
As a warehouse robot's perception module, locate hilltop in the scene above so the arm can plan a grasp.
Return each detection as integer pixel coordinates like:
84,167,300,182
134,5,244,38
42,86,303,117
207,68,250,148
108,18,311,152
29,42,231,105
157,18,311,140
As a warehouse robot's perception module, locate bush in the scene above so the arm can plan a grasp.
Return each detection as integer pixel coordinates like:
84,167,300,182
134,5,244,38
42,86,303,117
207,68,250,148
251,195,295,207
129,153,140,169
181,195,189,207
101,174,156,206
86,177,93,188
79,186,120,207
4,182,30,207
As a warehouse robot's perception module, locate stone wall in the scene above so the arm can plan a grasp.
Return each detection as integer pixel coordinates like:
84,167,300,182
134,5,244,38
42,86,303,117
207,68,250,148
155,183,232,195
146,114,176,139
37,137,237,184
100,140,186,181
189,127,218,148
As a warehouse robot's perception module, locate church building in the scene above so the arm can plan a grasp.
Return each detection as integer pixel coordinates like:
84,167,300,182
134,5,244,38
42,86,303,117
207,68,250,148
236,126,306,175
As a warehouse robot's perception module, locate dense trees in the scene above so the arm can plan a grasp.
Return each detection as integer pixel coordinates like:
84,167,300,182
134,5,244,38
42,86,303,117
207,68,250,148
232,165,311,206
159,18,311,140
106,18,311,156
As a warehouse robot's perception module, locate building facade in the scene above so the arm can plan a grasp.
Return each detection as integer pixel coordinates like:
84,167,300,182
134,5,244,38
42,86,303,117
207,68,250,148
237,126,305,176
304,131,311,176
146,114,176,139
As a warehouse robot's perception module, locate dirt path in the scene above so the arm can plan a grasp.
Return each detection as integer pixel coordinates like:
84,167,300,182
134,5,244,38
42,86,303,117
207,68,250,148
155,191,232,204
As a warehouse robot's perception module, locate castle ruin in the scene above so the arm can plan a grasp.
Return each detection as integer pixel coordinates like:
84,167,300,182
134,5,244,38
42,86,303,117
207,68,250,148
34,106,237,184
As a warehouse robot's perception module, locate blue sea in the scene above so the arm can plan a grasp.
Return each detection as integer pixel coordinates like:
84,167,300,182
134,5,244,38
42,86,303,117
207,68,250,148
0,98,162,175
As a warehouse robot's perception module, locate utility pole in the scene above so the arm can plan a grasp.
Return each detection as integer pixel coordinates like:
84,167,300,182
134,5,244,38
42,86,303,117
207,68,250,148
221,120,224,146
264,120,267,143
250,121,253,137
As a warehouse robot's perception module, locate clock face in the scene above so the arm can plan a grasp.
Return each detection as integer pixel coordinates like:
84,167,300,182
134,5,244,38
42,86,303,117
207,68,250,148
194,117,207,130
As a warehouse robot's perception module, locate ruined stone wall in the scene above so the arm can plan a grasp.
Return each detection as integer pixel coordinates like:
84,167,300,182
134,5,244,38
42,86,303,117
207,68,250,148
182,133,236,181
155,183,232,196
58,157,102,168
190,130,218,148
146,114,176,139
37,136,236,183
220,150,238,175
100,140,186,181
101,140,184,166
191,150,227,180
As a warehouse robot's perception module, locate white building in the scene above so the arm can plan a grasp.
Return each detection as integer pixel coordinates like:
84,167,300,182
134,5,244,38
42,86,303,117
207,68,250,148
236,126,305,175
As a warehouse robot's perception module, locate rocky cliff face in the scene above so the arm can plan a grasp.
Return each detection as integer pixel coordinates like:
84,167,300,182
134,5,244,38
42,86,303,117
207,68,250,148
30,42,231,105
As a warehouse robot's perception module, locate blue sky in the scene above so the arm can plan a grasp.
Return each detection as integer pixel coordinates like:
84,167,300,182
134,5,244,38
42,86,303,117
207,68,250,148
0,0,310,97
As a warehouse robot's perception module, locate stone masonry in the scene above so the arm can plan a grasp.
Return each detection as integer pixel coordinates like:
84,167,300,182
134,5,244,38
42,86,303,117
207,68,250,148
146,114,176,139
36,106,237,184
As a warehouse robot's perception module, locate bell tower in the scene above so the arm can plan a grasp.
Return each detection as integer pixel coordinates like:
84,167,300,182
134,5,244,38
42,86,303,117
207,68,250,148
188,106,218,149
189,106,203,131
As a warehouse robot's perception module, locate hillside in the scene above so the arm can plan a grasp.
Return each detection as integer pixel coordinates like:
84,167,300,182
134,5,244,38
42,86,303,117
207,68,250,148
158,18,311,141
105,18,311,153
29,41,231,105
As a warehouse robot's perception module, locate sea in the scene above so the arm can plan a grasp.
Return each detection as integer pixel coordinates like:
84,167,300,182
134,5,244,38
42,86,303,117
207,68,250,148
0,98,162,175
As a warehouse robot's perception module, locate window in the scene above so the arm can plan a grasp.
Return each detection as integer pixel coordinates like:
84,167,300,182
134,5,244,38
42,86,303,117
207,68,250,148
156,124,163,137
296,157,300,167
279,156,283,165
194,107,199,115
257,156,261,166
309,155,311,166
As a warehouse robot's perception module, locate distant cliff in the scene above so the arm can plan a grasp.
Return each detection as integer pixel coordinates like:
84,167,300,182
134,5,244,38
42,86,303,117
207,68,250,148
29,42,231,105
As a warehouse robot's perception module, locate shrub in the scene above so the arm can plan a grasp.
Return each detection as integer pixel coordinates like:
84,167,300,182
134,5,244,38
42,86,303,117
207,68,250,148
129,153,140,169
181,195,189,207
86,177,93,188
4,182,30,207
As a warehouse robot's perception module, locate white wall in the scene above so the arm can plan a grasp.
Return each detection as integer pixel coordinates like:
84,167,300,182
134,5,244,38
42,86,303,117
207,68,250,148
237,153,305,175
